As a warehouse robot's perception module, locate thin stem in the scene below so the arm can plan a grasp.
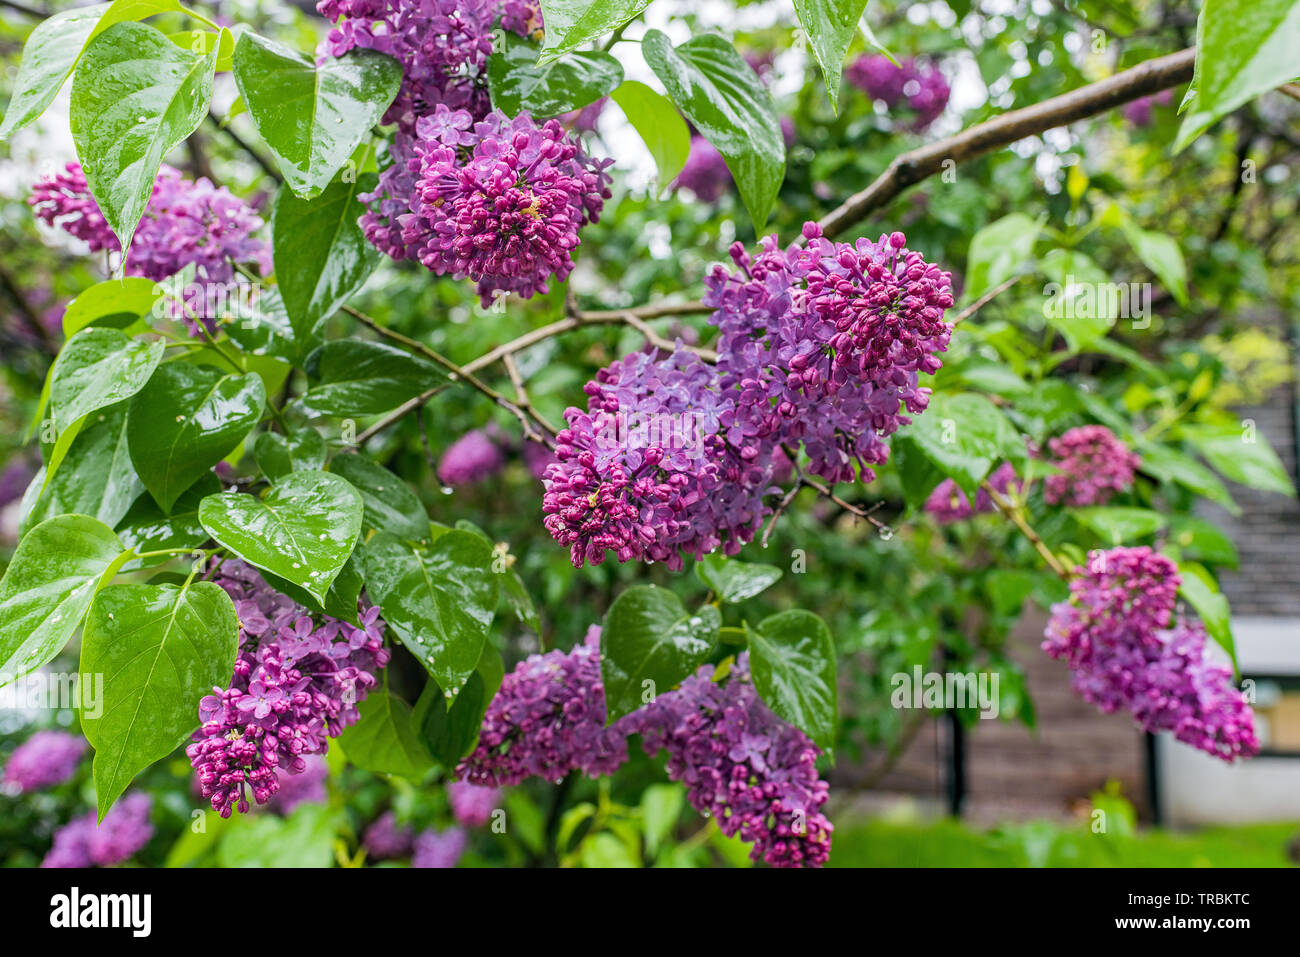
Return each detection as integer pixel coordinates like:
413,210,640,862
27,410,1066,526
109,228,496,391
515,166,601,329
981,483,1070,579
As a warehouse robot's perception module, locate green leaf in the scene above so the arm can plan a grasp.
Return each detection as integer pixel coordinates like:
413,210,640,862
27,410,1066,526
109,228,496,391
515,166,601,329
0,515,129,686
1177,563,1237,674
80,580,238,818
218,803,337,867
329,452,428,541
694,553,782,602
232,32,400,198
1167,516,1239,568
413,644,503,766
1118,219,1188,307
128,363,266,511
488,30,624,119
792,0,871,112
984,569,1040,617
49,328,165,437
302,339,447,416
259,552,364,625
640,783,684,859
1072,506,1167,545
900,391,1019,497
964,212,1040,303
22,402,143,534
363,530,499,693
271,173,382,342
70,21,217,252
1175,0,1300,151
610,80,690,189
338,689,434,779
537,0,654,63
0,3,111,139
198,470,363,603
1179,423,1296,496
641,30,785,227
253,426,326,482
62,277,163,337
115,471,220,567
600,585,720,723
746,609,837,751
1137,443,1239,515
1039,248,1115,352
224,287,307,365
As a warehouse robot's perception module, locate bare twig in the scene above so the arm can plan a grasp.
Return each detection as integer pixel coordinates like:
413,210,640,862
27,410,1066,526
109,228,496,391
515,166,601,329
503,353,557,435
951,275,1023,325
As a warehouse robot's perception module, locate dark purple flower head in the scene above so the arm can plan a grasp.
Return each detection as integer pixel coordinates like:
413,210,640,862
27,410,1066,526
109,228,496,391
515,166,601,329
363,810,414,859
187,560,390,817
412,826,468,867
925,462,1019,524
42,792,153,868
845,55,949,130
438,429,506,486
673,136,731,203
2,730,86,793
1044,546,1258,761
447,780,500,826
1043,425,1140,507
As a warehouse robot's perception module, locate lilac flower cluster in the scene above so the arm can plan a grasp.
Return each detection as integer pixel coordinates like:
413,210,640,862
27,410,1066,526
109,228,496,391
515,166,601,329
1043,547,1259,762
542,222,954,568
272,754,330,813
363,810,414,859
447,780,501,826
29,162,268,285
412,826,468,867
1123,89,1175,127
458,626,833,866
438,428,506,486
42,792,153,868
186,560,390,818
925,462,1020,524
317,0,540,132
1042,425,1141,507
674,136,731,203
2,730,86,793
846,55,950,130
360,106,612,306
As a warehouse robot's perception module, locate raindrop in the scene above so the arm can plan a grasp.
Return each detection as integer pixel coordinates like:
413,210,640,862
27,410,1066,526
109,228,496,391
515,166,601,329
440,486,453,495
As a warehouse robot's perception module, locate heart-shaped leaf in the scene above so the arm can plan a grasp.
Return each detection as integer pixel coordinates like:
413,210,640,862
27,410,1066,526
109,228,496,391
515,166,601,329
0,515,129,686
363,530,498,694
610,80,690,188
224,287,309,366
198,470,363,603
70,20,218,252
600,585,720,723
488,30,624,118
50,327,165,437
792,0,871,112
0,3,110,139
63,277,163,336
695,553,783,603
329,452,428,541
537,0,654,63
413,644,504,766
642,30,784,228
271,174,382,341
301,339,447,416
232,32,401,198
337,689,433,779
746,609,837,750
128,363,266,512
80,580,238,818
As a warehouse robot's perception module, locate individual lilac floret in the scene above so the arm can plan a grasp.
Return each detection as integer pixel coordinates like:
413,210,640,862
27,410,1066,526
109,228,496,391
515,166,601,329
622,653,833,868
30,162,268,285
458,626,628,783
438,429,506,486
704,222,954,484
458,626,834,867
41,792,154,868
186,560,390,817
363,810,414,860
412,826,467,868
541,344,774,569
447,780,501,827
2,730,86,793
846,55,950,131
673,136,732,203
1042,425,1140,507
1043,547,1259,762
361,107,612,305
925,462,1020,524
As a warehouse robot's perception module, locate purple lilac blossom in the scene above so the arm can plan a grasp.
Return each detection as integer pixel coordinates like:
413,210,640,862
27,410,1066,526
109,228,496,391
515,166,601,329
458,626,833,867
1042,425,1140,507
186,560,390,817
438,429,506,486
447,780,501,826
1044,547,1258,761
925,462,1020,524
673,136,731,203
1123,89,1175,127
2,729,86,793
845,55,949,130
412,826,467,867
272,754,329,813
41,792,153,868
360,106,612,306
364,810,415,859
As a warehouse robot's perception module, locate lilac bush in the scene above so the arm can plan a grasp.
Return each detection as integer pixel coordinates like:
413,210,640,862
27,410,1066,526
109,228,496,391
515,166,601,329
1042,425,1141,507
42,792,153,868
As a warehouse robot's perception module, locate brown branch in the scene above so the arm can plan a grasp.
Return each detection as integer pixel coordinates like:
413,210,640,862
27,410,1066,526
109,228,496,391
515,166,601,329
951,275,1023,326
1279,83,1300,104
982,483,1070,579
503,353,557,435
817,47,1198,238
